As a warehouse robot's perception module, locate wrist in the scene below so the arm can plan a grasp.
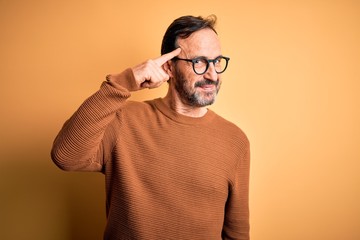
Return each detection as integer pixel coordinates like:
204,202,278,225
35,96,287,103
106,69,140,91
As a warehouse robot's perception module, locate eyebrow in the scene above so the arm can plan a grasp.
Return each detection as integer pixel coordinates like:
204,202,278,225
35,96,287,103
177,46,222,59
191,55,224,59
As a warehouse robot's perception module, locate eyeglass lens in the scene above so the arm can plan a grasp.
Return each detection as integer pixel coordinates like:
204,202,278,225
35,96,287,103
193,57,228,74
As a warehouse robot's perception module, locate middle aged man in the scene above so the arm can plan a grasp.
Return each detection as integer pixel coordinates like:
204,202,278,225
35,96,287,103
51,15,250,239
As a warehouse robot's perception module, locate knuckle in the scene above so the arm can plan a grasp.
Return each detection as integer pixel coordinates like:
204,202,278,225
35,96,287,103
145,59,154,65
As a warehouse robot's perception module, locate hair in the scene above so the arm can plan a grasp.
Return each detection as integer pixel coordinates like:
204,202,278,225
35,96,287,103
161,15,217,55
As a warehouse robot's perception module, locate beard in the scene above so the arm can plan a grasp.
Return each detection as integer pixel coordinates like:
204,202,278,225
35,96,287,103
173,68,221,107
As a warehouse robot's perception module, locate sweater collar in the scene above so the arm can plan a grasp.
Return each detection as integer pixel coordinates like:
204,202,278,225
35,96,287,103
151,98,216,125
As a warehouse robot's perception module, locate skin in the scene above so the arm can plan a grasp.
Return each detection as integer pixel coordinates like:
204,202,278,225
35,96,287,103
165,28,222,116
112,28,223,118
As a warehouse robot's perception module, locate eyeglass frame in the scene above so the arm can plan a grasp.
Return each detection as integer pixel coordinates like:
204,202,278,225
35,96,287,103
172,56,230,75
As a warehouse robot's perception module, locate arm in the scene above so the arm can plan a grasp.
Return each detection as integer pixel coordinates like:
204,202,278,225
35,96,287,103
51,49,181,172
51,69,133,171
222,143,251,240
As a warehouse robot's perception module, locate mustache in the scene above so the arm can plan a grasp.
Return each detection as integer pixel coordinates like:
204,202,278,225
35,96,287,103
195,79,219,87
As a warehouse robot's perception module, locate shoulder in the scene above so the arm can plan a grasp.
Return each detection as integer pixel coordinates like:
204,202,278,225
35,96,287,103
116,99,158,121
119,99,157,112
210,110,250,147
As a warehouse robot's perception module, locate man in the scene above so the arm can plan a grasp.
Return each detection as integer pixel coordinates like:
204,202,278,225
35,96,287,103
51,15,250,240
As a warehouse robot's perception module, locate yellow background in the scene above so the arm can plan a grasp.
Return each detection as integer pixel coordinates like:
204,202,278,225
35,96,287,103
1,0,359,239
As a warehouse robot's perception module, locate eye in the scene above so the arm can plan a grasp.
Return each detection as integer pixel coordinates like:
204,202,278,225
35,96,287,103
193,57,207,65
214,57,222,65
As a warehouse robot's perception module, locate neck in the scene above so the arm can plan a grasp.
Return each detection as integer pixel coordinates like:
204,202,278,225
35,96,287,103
163,88,208,118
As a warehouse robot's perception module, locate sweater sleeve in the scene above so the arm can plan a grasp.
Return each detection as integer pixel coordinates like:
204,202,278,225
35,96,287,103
222,141,251,240
51,68,135,172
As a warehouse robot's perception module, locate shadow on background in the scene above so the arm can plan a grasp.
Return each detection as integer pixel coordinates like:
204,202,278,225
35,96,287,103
0,139,106,240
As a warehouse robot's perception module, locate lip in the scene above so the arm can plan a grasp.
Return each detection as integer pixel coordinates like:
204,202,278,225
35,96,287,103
198,84,216,91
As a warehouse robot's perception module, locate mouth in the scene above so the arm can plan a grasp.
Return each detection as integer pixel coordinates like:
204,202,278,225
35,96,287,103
195,80,218,91
198,84,216,91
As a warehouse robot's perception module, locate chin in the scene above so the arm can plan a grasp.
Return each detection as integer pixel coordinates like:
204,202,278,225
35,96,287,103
190,92,217,107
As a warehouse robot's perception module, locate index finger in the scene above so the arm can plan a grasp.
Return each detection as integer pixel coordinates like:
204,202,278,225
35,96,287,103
154,48,181,66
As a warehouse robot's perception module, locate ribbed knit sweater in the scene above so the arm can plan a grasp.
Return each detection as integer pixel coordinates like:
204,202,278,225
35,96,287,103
51,69,250,240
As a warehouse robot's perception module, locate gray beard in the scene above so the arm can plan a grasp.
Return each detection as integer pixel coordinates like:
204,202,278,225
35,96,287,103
173,69,220,107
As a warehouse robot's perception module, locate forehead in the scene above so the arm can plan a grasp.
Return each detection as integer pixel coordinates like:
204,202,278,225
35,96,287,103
177,28,221,58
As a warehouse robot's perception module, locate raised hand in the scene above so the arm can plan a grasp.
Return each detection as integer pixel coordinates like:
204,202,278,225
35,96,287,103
131,48,181,89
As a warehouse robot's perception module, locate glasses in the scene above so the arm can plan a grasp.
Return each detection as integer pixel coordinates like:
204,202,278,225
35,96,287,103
173,56,230,75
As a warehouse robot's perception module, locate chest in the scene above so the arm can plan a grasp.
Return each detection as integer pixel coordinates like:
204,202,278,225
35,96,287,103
113,119,239,196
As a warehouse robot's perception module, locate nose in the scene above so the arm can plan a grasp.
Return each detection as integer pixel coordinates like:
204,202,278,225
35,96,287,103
203,62,218,81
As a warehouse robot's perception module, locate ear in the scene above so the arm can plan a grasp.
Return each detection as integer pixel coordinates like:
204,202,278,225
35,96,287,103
162,61,175,78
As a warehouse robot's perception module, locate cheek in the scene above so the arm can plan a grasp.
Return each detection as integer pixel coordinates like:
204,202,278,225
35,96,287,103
184,69,203,84
187,76,204,89
176,67,199,85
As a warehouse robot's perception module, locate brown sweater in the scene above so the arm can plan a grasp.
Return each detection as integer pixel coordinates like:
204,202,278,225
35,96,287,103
51,69,250,240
